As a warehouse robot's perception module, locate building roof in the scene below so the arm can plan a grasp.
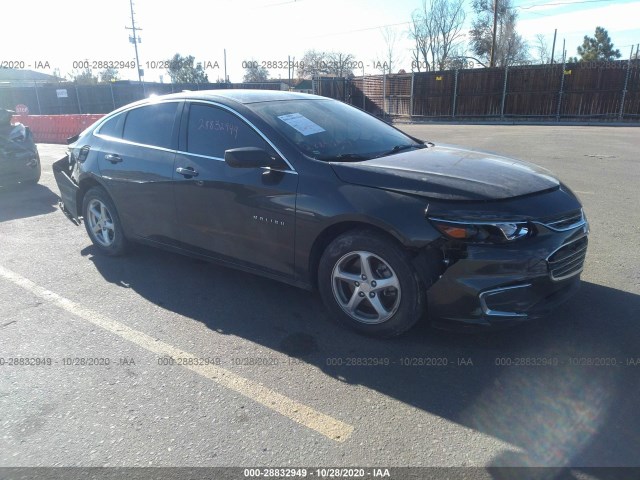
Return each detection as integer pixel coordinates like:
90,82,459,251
0,69,59,84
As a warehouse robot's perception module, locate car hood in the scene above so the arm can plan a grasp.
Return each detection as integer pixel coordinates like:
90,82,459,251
330,145,560,201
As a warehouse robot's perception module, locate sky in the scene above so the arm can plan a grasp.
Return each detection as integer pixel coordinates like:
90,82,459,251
2,0,639,83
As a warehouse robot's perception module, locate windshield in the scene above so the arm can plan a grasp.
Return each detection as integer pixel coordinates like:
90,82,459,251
249,99,423,161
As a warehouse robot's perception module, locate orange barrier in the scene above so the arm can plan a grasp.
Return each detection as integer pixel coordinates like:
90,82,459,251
10,114,106,144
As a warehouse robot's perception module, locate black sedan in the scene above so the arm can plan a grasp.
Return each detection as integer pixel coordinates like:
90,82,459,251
53,90,588,337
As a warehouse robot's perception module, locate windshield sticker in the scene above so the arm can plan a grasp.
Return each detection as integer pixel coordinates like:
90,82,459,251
277,113,325,136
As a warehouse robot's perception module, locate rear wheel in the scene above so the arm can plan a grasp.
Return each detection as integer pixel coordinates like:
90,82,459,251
82,186,128,256
318,230,426,337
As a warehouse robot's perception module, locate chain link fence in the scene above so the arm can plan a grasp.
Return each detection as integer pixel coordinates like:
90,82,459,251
3,61,639,121
0,81,285,116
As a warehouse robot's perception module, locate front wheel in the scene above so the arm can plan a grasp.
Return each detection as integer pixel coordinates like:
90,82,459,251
318,230,426,338
22,153,41,185
82,186,128,256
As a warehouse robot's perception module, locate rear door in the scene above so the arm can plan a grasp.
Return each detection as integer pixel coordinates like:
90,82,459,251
96,101,182,243
172,102,298,278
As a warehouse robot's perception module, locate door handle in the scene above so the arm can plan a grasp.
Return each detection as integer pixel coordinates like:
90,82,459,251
105,154,122,164
176,166,199,177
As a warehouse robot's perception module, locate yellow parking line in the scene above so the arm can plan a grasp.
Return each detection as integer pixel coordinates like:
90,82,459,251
0,265,354,443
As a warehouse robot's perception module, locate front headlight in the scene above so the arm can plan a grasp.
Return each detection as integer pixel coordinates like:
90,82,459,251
429,218,533,243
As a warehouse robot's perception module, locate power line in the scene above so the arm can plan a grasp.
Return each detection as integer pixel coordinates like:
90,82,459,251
257,0,303,8
517,0,615,9
304,20,413,39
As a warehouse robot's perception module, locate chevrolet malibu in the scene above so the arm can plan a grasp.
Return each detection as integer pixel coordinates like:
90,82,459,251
53,90,589,337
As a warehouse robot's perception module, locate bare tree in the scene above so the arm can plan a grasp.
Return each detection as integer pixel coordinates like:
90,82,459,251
376,26,401,73
327,51,356,77
534,34,550,64
298,50,356,78
408,12,427,72
409,0,467,71
470,0,529,67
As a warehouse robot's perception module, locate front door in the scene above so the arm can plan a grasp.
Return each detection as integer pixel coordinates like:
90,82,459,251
172,102,298,278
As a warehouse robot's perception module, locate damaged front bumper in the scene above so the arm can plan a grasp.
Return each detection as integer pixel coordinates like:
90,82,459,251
427,220,589,328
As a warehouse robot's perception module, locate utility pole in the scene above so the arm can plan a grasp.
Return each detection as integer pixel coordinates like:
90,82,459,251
224,49,228,82
489,0,498,67
126,0,144,93
550,29,557,64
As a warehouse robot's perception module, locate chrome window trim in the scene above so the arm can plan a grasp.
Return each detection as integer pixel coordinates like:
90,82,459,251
175,150,296,175
93,99,183,139
92,134,179,155
184,100,297,173
478,284,532,318
92,98,297,174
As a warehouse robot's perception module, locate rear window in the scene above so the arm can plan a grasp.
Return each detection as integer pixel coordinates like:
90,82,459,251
97,113,125,138
122,102,178,149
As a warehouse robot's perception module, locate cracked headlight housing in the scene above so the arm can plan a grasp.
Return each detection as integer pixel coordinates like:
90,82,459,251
429,218,533,243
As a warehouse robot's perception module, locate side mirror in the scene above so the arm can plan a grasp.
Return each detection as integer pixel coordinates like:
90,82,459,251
225,147,282,169
66,134,79,145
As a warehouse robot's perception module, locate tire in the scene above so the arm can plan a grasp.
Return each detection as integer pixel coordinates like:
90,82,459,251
318,229,426,338
82,186,128,256
28,155,41,184
20,154,40,185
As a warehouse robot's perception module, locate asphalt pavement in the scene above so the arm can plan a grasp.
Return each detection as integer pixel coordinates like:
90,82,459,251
0,125,639,472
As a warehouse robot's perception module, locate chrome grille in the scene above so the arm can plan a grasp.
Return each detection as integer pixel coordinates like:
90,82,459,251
547,236,588,281
539,210,585,231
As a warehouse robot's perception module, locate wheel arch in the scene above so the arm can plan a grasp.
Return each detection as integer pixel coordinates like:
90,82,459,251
308,220,444,291
76,176,110,218
308,220,413,289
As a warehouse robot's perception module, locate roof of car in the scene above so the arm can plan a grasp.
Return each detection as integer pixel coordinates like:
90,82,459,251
155,89,327,104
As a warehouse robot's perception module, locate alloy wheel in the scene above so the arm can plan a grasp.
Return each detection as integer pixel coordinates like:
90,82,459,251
331,250,402,324
86,199,116,247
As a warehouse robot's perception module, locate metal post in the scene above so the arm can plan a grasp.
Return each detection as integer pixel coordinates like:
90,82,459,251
75,86,82,114
110,83,116,110
619,46,634,120
127,0,144,90
33,81,42,115
500,66,508,118
490,0,498,67
556,43,566,121
452,69,459,118
410,72,415,117
383,70,386,118
550,29,557,64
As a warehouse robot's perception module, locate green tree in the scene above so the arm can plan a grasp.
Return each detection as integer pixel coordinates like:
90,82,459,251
243,61,269,82
71,68,98,85
469,0,529,67
167,54,209,83
99,68,119,82
52,68,65,82
575,26,621,62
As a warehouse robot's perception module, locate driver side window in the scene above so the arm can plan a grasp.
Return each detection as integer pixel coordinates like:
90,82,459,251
186,104,268,158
